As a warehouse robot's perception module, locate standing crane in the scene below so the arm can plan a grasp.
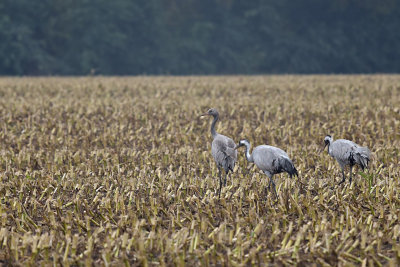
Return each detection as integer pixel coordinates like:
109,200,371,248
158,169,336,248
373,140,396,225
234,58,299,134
235,139,298,198
200,108,237,198
324,135,371,185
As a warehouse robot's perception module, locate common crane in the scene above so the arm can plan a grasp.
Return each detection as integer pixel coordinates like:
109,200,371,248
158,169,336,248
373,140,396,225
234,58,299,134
200,108,237,198
235,139,298,198
324,135,371,185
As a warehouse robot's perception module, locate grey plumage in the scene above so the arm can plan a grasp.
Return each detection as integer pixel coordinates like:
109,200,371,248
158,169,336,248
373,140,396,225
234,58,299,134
324,135,371,185
201,108,237,198
235,139,298,198
211,136,237,173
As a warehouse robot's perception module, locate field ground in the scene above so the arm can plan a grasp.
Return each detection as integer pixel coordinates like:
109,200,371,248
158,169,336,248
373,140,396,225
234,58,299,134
0,75,399,266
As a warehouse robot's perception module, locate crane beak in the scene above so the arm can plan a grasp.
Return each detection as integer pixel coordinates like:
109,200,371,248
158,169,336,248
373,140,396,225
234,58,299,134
234,145,240,150
199,113,210,118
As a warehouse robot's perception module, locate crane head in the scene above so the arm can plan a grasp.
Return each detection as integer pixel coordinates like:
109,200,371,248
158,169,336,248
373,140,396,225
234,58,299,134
235,139,250,150
323,135,332,150
200,108,219,117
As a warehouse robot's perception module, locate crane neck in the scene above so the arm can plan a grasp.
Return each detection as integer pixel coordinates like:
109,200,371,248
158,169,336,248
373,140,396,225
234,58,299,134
327,143,332,155
326,137,333,155
210,114,219,138
244,143,254,162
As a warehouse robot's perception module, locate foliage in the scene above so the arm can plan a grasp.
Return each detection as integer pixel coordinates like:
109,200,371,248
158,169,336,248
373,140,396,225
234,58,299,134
0,75,400,265
1,0,400,75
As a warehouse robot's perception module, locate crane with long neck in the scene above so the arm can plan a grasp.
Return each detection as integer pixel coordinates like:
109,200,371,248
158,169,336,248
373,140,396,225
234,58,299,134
200,108,237,198
324,135,371,185
235,139,298,199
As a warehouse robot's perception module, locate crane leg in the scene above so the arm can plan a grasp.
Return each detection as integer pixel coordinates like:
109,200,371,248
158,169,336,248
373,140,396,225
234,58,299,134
265,173,278,200
349,166,353,184
270,178,278,200
223,171,227,186
338,169,346,185
265,178,271,197
267,177,272,190
217,167,223,198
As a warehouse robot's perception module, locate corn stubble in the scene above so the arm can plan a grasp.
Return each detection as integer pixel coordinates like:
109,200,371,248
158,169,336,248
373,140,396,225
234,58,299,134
0,75,399,266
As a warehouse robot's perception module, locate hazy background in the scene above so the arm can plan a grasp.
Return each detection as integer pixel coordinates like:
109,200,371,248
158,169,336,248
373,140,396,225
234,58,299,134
1,0,400,75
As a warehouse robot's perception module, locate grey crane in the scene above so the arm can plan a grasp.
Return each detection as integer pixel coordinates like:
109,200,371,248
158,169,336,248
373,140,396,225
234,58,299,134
324,135,371,185
235,139,298,198
200,108,237,198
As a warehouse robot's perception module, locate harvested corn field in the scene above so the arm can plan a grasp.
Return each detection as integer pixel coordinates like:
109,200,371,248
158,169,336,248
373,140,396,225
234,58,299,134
0,75,399,266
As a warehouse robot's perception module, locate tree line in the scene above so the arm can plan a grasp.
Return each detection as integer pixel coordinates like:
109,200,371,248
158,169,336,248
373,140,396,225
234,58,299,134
1,0,399,75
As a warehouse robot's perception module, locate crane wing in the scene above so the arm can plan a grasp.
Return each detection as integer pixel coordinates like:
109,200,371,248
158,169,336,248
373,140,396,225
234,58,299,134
330,140,358,165
253,145,294,175
212,135,237,172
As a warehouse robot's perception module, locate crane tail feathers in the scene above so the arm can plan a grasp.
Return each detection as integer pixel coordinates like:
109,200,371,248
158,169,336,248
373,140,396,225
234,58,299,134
279,158,298,178
222,154,236,174
354,147,371,170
